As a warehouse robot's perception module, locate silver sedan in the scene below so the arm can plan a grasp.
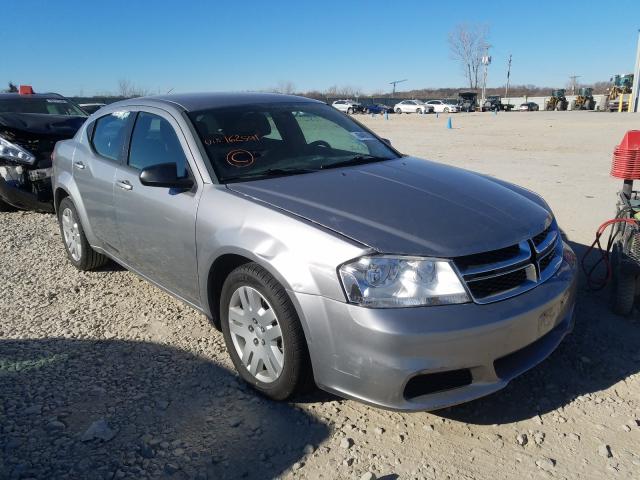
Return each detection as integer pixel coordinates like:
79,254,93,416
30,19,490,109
52,93,577,410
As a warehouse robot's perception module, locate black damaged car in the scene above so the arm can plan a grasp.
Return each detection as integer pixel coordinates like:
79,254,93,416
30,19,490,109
0,86,87,212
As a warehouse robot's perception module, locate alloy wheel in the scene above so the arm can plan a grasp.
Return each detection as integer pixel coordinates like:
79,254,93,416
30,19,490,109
228,285,284,383
61,207,82,262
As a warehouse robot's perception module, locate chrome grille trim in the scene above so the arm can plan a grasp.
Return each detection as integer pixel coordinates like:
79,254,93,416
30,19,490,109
454,223,562,304
457,241,532,278
534,229,558,255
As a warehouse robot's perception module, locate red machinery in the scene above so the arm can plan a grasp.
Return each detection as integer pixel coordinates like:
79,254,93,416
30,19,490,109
586,131,640,315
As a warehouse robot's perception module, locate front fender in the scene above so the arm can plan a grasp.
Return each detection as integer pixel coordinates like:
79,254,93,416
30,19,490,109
195,185,369,326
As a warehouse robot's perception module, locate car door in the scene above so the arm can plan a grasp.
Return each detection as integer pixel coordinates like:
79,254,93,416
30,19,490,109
113,109,201,305
74,110,133,251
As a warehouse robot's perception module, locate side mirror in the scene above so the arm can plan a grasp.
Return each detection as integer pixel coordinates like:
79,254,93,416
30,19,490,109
139,163,194,189
381,138,391,146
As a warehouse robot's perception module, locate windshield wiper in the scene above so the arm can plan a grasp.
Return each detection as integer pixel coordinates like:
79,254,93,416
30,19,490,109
320,155,390,170
222,167,318,183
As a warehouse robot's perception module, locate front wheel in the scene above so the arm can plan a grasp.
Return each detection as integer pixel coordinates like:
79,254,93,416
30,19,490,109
443,107,449,113
395,108,402,114
220,263,312,400
346,107,353,114
57,197,108,271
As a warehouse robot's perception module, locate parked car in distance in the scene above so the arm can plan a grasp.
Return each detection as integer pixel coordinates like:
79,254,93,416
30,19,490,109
364,103,393,114
519,102,540,111
53,92,577,411
79,103,106,114
394,100,434,114
425,100,459,113
331,99,364,114
0,85,87,212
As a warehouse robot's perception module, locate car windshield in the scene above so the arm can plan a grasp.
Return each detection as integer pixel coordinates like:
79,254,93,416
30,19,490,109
443,99,458,105
0,97,87,116
188,102,399,183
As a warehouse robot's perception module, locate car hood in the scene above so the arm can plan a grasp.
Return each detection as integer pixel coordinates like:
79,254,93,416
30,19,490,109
227,157,552,258
0,113,86,164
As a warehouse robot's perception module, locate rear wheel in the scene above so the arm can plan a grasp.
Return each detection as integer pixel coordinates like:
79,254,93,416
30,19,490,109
444,107,449,113
220,263,312,400
57,197,108,271
346,107,353,114
416,108,422,114
584,99,593,110
395,108,402,114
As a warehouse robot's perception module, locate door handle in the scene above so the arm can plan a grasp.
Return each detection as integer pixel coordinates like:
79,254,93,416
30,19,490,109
73,161,86,170
115,180,133,191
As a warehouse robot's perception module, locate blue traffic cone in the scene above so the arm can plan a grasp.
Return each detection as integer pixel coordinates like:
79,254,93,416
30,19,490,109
385,111,389,120
436,112,439,119
447,117,452,129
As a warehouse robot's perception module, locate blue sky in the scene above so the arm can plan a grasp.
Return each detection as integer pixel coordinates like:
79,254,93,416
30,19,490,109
3,0,639,96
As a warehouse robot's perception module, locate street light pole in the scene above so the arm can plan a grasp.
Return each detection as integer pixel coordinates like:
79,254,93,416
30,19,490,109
480,45,491,108
504,54,512,100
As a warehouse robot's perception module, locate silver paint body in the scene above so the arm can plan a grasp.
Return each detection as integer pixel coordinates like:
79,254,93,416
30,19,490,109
53,93,577,411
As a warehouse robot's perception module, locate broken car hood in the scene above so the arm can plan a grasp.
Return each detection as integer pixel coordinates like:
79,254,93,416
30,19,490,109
227,157,553,257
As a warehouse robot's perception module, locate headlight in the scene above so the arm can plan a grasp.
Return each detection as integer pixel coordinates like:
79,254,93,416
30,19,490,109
0,137,36,165
338,255,470,308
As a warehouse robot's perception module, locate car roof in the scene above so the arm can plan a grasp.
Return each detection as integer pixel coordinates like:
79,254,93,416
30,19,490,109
0,92,67,100
107,92,323,112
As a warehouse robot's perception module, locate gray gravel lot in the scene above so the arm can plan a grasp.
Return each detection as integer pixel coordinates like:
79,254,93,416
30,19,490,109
2,112,640,480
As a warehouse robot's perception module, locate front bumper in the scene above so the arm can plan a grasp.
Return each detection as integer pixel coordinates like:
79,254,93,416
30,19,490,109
0,175,54,213
294,244,577,411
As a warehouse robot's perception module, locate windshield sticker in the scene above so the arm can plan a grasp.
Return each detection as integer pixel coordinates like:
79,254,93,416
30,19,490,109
350,131,376,141
203,134,261,146
46,99,67,103
226,149,255,167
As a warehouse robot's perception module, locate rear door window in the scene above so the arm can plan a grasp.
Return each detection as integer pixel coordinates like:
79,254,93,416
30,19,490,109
91,111,131,161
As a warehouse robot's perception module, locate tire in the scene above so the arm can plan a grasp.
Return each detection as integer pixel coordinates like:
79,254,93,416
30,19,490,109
444,107,449,113
585,99,593,110
610,245,637,316
57,197,108,271
220,262,312,400
395,108,402,114
347,108,353,115
416,108,422,114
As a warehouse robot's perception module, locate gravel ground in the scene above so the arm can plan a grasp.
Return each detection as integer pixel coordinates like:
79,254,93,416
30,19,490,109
2,111,640,480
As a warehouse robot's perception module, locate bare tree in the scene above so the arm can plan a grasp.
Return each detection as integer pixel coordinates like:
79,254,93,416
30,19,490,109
448,23,489,89
117,78,149,98
274,80,296,94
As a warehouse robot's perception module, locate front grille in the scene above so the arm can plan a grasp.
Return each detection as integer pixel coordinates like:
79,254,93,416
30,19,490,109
454,222,561,304
539,250,555,272
467,268,528,299
532,224,551,247
455,244,521,270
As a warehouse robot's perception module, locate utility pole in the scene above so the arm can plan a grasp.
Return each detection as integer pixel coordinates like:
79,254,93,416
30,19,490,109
504,54,512,100
631,29,640,113
480,44,491,107
389,79,408,98
568,75,581,95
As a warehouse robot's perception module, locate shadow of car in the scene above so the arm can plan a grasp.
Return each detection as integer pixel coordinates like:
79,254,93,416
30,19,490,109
0,338,329,479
